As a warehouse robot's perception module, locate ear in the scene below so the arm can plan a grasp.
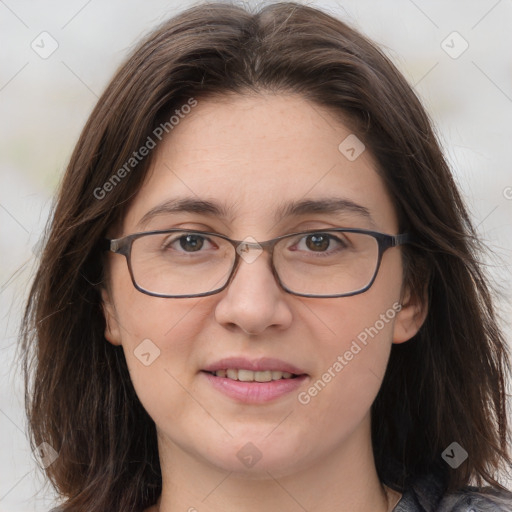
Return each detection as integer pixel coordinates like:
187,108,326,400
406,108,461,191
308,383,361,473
101,287,122,346
392,283,428,344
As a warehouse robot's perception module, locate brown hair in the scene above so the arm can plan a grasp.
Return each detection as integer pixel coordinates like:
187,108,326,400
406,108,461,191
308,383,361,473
19,2,511,510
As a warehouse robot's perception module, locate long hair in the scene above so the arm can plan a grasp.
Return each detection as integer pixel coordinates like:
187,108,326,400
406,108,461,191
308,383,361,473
19,2,511,510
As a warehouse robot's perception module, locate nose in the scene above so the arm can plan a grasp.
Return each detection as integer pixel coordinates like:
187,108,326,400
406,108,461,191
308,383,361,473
214,248,293,335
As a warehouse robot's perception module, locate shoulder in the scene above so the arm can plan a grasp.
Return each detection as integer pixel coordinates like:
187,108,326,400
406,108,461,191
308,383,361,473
435,487,512,511
392,472,512,512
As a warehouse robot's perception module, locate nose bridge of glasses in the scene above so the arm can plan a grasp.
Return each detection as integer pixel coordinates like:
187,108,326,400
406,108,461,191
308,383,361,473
238,241,263,250
233,236,275,267
228,238,282,299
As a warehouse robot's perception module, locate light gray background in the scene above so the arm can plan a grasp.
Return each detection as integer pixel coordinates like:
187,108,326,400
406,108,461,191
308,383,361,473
1,0,511,510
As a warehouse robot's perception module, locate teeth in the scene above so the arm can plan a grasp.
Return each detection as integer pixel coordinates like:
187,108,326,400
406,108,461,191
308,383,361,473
238,369,259,382
212,369,296,381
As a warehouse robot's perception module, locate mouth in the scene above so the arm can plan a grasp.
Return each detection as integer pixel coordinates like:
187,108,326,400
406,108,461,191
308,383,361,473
200,357,309,403
202,369,304,382
200,359,309,403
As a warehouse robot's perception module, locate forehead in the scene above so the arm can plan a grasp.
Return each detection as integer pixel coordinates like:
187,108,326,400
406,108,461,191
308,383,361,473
121,93,398,236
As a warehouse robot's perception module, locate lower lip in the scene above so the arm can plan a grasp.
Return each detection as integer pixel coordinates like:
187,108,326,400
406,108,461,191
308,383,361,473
201,371,308,403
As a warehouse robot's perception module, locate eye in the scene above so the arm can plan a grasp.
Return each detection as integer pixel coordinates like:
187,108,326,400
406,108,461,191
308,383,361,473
294,232,347,254
163,233,215,252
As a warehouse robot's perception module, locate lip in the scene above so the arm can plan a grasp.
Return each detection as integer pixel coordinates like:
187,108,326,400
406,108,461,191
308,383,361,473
201,371,309,403
202,357,306,375
201,357,309,404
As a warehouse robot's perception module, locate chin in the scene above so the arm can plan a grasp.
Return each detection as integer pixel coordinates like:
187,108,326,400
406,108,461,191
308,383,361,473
200,435,309,478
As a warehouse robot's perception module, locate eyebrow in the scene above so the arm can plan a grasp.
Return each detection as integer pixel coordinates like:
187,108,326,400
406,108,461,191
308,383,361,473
275,197,375,227
137,198,231,229
136,196,375,230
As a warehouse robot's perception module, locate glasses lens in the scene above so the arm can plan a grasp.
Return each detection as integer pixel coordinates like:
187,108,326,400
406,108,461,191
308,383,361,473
130,231,234,296
274,231,379,296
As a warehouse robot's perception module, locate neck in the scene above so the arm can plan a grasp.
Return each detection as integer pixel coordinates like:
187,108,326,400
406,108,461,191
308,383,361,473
150,414,391,512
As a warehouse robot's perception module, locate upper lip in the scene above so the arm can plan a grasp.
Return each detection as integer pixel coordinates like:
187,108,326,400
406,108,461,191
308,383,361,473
202,357,307,375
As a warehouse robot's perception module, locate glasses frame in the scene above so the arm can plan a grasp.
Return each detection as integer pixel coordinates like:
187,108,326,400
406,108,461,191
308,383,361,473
102,228,415,299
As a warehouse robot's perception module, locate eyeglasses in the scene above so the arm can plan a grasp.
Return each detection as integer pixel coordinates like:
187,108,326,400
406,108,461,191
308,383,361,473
102,228,414,298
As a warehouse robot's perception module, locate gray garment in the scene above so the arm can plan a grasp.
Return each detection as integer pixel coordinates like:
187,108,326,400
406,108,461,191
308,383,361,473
393,473,512,511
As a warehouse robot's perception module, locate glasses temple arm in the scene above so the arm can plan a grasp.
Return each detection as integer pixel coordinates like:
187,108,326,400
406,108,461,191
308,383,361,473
393,233,416,246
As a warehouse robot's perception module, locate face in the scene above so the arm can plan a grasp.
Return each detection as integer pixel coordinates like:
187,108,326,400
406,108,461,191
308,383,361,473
102,93,425,478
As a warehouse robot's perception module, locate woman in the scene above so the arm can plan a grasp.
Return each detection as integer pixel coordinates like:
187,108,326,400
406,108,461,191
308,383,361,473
20,2,512,511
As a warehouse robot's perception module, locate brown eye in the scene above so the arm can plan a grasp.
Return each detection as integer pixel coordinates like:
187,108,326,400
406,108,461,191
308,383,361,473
179,234,205,252
161,233,212,253
305,234,331,251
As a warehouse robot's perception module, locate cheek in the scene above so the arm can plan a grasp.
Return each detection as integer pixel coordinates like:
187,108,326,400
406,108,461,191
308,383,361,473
118,305,209,433
109,251,208,352
298,265,402,421
296,317,392,447
110,269,211,418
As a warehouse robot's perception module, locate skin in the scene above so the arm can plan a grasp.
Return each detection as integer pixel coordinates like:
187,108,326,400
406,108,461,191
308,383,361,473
102,93,427,512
